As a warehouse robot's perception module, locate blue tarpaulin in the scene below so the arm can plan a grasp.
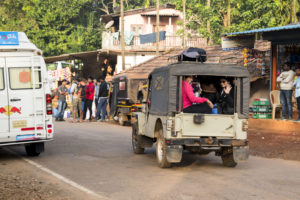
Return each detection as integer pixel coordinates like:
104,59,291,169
139,31,166,44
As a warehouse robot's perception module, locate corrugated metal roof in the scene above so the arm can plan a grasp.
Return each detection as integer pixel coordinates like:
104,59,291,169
224,23,300,36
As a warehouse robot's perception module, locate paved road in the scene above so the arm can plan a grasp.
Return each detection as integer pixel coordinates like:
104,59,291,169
6,122,300,200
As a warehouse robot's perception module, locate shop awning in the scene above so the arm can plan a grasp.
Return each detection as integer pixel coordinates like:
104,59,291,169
223,23,300,43
44,50,118,63
224,23,300,37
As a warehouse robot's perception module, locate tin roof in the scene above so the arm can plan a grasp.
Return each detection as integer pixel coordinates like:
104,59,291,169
224,23,300,36
101,4,176,23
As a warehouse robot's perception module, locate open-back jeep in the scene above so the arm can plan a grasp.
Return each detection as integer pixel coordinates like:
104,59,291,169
132,62,250,168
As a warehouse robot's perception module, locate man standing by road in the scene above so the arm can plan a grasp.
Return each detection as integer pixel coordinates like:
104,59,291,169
94,79,101,113
293,68,300,122
96,78,109,122
277,63,295,120
83,76,95,121
99,59,108,80
71,77,83,123
56,79,68,121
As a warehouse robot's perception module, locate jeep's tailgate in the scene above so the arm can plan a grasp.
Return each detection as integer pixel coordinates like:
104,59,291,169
178,114,235,137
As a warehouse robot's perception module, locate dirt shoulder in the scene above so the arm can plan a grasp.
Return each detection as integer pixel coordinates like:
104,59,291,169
0,149,97,200
248,129,300,161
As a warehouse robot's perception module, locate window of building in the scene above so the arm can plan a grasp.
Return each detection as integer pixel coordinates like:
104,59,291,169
131,25,143,35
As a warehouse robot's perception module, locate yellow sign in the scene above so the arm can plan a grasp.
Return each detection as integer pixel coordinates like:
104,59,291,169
12,120,27,128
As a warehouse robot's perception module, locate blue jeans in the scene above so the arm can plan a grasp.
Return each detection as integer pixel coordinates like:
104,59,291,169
280,90,293,119
96,98,108,120
56,100,66,119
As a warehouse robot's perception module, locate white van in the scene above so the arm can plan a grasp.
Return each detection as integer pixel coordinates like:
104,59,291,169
0,32,53,156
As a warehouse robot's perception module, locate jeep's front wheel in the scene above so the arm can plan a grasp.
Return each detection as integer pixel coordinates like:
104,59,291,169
132,123,144,154
156,129,171,168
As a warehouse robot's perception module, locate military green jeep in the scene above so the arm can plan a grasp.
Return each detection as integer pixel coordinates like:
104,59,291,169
132,62,249,168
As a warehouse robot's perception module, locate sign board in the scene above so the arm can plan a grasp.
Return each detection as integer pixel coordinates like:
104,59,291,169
0,32,19,45
222,35,255,51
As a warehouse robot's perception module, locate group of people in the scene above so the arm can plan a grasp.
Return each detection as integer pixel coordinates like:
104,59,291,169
55,77,109,123
277,63,300,121
54,58,115,122
182,76,234,115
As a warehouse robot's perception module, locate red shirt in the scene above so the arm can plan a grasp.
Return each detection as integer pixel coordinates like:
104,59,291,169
182,81,208,109
85,82,95,100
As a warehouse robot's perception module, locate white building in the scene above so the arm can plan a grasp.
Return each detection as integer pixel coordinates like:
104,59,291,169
101,4,206,73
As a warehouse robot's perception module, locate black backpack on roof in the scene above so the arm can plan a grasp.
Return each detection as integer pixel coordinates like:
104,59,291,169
178,47,207,63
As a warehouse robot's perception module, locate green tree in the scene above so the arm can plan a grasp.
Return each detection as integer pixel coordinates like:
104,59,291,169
0,0,104,56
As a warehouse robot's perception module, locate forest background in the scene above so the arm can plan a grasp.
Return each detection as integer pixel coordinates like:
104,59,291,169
0,0,299,56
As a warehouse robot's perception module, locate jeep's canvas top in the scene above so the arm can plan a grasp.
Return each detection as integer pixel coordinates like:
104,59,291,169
0,32,39,51
149,62,250,118
151,63,250,77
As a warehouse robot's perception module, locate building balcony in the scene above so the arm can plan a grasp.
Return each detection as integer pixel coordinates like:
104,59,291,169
101,32,207,52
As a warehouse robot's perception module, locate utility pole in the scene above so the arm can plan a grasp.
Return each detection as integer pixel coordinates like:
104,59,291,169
121,0,125,71
227,0,231,27
293,0,297,23
207,0,211,45
183,0,186,48
156,0,159,56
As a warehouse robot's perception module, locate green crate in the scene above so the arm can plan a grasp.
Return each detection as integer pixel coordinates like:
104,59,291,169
252,107,272,113
252,113,272,119
253,100,270,106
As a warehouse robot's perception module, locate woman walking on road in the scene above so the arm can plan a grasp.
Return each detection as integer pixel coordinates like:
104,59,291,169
83,76,95,121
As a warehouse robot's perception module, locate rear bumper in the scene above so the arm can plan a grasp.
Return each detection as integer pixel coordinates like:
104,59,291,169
0,139,53,147
165,138,248,147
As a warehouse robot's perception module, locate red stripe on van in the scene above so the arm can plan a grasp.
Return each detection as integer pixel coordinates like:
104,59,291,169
21,127,43,131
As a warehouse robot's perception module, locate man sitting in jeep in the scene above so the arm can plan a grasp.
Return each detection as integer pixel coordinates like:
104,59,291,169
182,76,214,113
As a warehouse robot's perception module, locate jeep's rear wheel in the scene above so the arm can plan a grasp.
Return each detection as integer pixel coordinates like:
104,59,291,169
132,123,144,154
118,113,126,126
156,129,171,168
221,152,237,167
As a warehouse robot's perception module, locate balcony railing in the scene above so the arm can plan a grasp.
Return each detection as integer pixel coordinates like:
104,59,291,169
102,32,207,51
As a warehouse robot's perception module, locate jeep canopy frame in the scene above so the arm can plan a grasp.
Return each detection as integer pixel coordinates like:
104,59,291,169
148,62,250,118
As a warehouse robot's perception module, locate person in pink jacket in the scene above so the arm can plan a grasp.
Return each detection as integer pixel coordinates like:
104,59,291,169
182,76,213,113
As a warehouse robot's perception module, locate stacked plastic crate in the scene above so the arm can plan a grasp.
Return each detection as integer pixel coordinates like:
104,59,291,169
252,98,272,119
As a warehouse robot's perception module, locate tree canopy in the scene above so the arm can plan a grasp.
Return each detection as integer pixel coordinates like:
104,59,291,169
0,0,298,56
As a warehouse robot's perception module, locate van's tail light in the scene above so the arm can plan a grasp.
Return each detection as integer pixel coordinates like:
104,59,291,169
46,94,52,115
47,124,53,134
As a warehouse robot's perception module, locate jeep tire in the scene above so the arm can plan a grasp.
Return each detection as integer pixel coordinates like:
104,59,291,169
156,128,171,168
132,123,144,154
221,149,237,167
118,113,126,126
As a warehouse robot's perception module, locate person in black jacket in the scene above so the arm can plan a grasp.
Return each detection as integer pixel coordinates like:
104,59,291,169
217,77,234,114
95,78,109,121
99,59,108,80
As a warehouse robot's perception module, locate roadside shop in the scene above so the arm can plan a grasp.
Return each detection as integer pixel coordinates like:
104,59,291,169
224,23,300,91
224,23,300,120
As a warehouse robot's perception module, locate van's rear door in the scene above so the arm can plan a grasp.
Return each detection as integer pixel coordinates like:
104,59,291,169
0,57,9,140
6,56,46,141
